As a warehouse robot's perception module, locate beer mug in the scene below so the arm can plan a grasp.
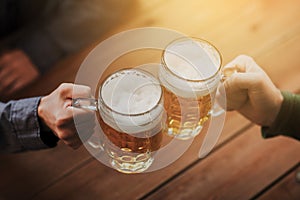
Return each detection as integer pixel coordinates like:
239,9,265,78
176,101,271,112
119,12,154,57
73,69,164,173
159,37,223,140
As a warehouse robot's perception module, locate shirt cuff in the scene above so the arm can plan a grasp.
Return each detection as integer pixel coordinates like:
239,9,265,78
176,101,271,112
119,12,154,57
11,97,58,150
261,91,300,140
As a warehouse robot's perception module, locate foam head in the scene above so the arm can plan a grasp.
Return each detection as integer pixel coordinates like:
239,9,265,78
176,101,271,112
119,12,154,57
100,69,163,134
160,38,221,98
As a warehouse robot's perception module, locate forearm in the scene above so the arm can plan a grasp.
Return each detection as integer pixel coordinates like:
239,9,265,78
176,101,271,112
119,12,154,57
0,97,58,153
262,91,300,141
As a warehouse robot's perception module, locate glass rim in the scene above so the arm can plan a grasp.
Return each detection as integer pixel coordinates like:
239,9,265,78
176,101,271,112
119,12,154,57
96,68,163,117
161,37,223,83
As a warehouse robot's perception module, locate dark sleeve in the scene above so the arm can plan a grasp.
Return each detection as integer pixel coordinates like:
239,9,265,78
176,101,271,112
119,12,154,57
261,91,300,141
0,97,58,153
16,0,135,74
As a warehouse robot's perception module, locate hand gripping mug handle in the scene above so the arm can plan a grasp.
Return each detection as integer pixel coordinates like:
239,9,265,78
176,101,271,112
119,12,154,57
72,98,104,150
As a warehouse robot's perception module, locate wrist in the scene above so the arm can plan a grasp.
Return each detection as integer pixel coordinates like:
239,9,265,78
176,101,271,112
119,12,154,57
38,96,47,122
262,91,300,140
265,89,283,127
38,96,59,147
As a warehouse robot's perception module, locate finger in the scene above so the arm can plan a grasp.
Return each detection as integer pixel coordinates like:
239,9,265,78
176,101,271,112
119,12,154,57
224,72,263,92
64,137,83,150
56,108,95,133
0,52,13,67
4,77,26,96
72,84,92,99
65,128,85,149
0,71,17,94
73,112,95,126
223,56,247,73
66,105,95,118
223,73,260,110
0,64,13,80
7,82,22,93
223,55,263,74
57,83,92,100
79,127,95,143
75,120,95,135
68,111,95,140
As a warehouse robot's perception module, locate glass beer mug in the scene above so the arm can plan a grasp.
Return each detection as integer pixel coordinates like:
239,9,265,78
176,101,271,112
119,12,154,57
159,37,223,140
73,68,164,174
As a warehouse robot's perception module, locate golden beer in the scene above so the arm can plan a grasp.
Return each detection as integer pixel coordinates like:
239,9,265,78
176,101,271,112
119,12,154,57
162,86,213,137
159,37,222,140
97,69,164,173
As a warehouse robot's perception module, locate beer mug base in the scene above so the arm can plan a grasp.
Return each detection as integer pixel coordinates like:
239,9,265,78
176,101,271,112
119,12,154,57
167,125,203,140
110,153,154,174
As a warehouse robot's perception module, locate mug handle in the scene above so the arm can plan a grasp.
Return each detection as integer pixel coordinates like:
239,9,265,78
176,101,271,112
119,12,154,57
210,68,237,117
72,98,98,111
72,98,103,150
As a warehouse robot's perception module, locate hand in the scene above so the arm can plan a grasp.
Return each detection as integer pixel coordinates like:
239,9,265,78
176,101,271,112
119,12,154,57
38,83,95,149
222,55,283,127
0,49,39,97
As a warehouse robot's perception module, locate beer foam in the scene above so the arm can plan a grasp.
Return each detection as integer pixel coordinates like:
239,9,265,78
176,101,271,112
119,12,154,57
100,69,163,134
160,39,221,98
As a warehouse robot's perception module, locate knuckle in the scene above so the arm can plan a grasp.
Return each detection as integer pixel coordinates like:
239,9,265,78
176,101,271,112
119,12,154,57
254,73,265,84
55,117,69,128
55,128,70,140
249,73,265,89
237,55,256,66
74,85,92,97
227,73,238,85
58,83,72,96
237,54,252,61
60,133,70,141
58,83,68,91
64,140,72,147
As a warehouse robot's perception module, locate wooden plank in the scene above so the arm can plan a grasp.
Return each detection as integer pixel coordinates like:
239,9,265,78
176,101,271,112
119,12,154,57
1,0,300,199
25,26,299,197
0,1,258,198
8,0,170,100
13,0,300,99
31,112,250,200
11,0,251,99
116,0,252,34
256,34,300,91
198,0,300,62
0,144,91,200
144,126,300,200
257,165,300,200
115,0,300,66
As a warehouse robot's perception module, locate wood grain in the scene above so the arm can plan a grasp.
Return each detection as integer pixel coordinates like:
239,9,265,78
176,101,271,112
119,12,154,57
30,113,250,200
144,126,300,200
258,165,300,200
1,0,300,199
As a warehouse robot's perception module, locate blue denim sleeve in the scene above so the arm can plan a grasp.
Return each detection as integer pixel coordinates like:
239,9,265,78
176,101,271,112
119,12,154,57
0,97,51,152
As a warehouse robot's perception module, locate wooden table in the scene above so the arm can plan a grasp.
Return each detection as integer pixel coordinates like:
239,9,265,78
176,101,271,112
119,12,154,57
1,0,300,199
